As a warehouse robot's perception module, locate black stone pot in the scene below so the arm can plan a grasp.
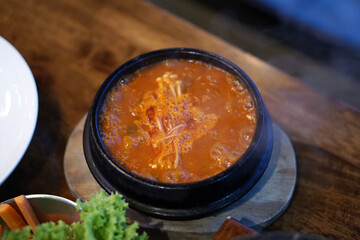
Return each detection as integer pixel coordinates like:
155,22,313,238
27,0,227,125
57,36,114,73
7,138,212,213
83,48,273,220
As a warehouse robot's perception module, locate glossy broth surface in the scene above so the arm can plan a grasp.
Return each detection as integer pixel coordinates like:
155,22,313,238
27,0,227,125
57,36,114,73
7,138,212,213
99,59,256,183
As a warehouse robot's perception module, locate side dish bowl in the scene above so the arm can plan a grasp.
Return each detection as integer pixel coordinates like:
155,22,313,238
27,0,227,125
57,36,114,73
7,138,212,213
83,48,274,220
0,194,79,227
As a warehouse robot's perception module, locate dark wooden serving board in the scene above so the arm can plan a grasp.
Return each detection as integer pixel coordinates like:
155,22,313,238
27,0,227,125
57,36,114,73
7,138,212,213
64,115,296,239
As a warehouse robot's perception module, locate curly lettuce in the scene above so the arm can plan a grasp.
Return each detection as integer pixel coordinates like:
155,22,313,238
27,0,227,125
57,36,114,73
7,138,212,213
0,226,31,240
75,190,147,240
33,221,71,240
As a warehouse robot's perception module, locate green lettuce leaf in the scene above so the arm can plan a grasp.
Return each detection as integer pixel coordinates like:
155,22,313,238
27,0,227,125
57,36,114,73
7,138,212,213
0,226,31,240
76,190,147,240
33,221,71,240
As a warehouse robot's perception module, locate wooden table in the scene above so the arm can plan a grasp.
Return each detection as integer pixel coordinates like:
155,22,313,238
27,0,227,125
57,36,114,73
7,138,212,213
0,0,359,239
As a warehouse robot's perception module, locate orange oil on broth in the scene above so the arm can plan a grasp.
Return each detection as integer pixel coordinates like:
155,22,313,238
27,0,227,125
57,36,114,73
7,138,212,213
99,59,256,183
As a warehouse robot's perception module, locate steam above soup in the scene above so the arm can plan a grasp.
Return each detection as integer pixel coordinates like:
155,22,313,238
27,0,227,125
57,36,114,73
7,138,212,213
99,59,256,183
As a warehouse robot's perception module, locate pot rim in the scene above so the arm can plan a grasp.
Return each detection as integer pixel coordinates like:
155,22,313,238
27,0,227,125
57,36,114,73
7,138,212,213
90,47,266,189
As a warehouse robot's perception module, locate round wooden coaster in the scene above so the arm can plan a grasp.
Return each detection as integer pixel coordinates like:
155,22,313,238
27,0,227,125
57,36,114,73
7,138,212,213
64,115,296,236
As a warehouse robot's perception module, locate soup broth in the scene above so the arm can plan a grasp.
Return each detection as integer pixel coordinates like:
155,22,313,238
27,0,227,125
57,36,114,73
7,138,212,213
99,59,256,183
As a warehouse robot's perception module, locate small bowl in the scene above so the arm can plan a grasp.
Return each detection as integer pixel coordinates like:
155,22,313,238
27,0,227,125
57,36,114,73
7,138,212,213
0,194,79,228
83,48,274,220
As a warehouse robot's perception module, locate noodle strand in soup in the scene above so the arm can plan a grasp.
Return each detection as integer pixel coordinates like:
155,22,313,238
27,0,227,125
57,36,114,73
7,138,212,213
99,59,256,183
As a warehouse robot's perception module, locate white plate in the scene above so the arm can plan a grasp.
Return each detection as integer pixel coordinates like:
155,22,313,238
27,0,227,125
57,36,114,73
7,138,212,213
0,36,38,185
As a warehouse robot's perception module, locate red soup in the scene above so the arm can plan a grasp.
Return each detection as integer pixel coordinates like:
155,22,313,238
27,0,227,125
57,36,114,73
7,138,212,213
99,59,256,183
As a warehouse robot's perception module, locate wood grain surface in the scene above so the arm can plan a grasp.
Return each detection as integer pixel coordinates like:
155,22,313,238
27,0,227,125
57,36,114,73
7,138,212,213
0,0,359,239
